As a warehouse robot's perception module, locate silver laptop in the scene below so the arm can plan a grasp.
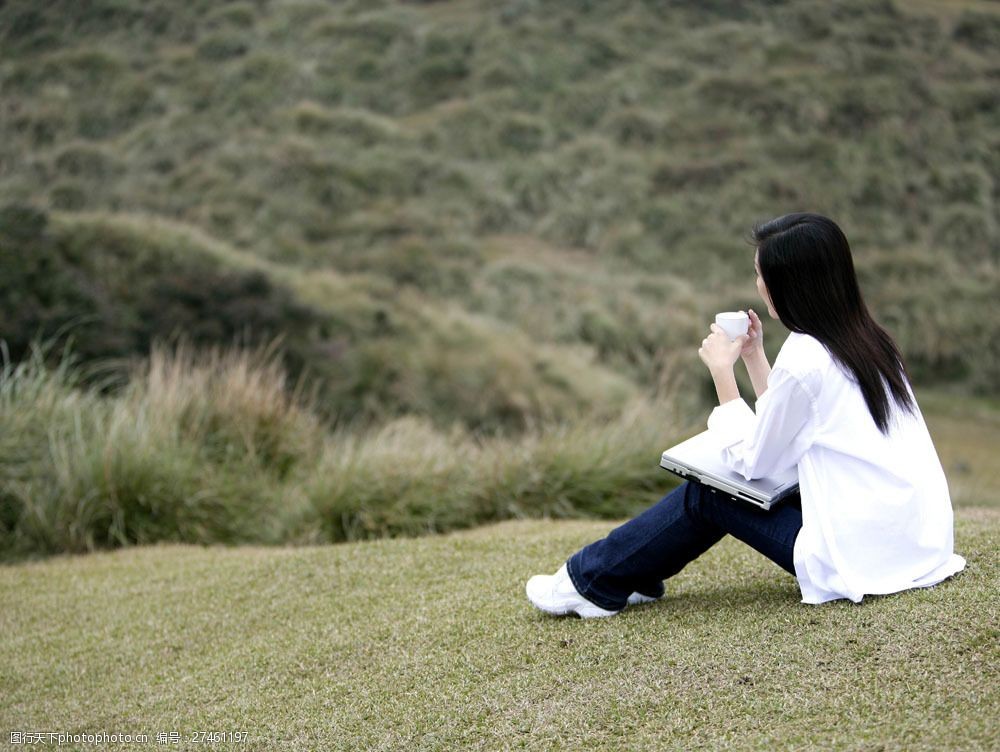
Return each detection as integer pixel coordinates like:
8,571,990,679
659,430,799,510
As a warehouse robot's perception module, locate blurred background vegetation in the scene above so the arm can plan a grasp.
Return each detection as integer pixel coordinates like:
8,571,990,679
1,0,997,558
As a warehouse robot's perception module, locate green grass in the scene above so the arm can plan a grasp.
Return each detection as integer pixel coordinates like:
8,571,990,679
1,510,996,751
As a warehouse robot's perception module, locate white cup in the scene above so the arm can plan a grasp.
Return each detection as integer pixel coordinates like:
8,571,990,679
715,311,750,341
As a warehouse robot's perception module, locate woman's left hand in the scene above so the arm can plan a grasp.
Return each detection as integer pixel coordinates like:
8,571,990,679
698,324,749,373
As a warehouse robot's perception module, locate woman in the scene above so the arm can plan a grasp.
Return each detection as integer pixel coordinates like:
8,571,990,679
526,212,966,617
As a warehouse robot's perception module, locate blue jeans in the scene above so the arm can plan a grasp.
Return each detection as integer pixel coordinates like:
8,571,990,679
566,480,803,611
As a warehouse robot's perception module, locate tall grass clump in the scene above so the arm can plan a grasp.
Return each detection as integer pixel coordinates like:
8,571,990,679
291,390,681,544
0,342,686,561
0,343,321,561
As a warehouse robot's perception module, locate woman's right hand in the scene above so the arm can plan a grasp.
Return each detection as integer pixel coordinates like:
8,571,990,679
740,308,765,359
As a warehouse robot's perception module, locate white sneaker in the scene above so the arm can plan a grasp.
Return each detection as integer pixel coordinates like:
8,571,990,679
525,564,621,618
626,591,662,606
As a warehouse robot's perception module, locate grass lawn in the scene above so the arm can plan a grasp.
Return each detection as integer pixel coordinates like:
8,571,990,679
2,509,996,751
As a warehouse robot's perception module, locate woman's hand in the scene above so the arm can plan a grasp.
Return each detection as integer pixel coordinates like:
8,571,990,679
740,308,765,360
699,324,749,374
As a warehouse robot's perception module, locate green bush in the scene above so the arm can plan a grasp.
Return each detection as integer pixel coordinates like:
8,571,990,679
54,143,119,178
290,103,402,145
204,3,257,30
411,31,473,104
953,11,1000,51
498,113,549,154
49,182,88,210
295,396,679,543
197,32,249,61
0,345,319,558
0,205,332,378
931,205,995,264
0,344,679,560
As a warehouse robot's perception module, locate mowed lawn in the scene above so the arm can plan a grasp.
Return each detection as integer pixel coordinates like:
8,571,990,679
2,507,996,751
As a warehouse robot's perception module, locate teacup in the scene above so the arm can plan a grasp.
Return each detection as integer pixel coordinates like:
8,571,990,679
715,311,750,341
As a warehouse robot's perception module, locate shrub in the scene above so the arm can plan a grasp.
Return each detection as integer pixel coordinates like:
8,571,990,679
0,343,680,560
310,15,409,52
290,103,402,144
224,53,296,116
54,143,118,179
204,3,257,30
418,97,504,158
197,32,250,61
953,11,1000,51
498,113,549,154
74,78,158,139
40,48,126,87
410,30,473,104
931,205,995,265
604,107,662,147
295,395,679,543
0,206,334,382
49,182,88,211
0,344,318,559
8,101,68,147
650,157,746,193
0,206,115,363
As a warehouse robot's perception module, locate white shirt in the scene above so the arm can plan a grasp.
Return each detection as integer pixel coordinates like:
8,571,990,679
706,331,966,604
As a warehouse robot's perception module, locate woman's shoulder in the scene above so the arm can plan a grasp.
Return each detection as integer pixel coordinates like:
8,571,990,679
771,332,843,399
775,331,833,376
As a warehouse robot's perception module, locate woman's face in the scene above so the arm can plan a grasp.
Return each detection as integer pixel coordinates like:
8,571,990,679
754,250,778,319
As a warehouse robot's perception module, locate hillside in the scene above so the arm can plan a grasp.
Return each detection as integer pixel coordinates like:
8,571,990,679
1,0,998,432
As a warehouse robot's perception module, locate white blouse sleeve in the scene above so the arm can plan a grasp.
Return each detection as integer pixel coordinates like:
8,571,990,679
705,367,816,481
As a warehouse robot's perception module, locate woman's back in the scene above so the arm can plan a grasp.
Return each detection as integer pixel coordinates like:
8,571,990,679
776,331,964,603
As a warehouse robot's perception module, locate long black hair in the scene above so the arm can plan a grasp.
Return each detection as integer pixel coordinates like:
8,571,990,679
752,212,916,434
